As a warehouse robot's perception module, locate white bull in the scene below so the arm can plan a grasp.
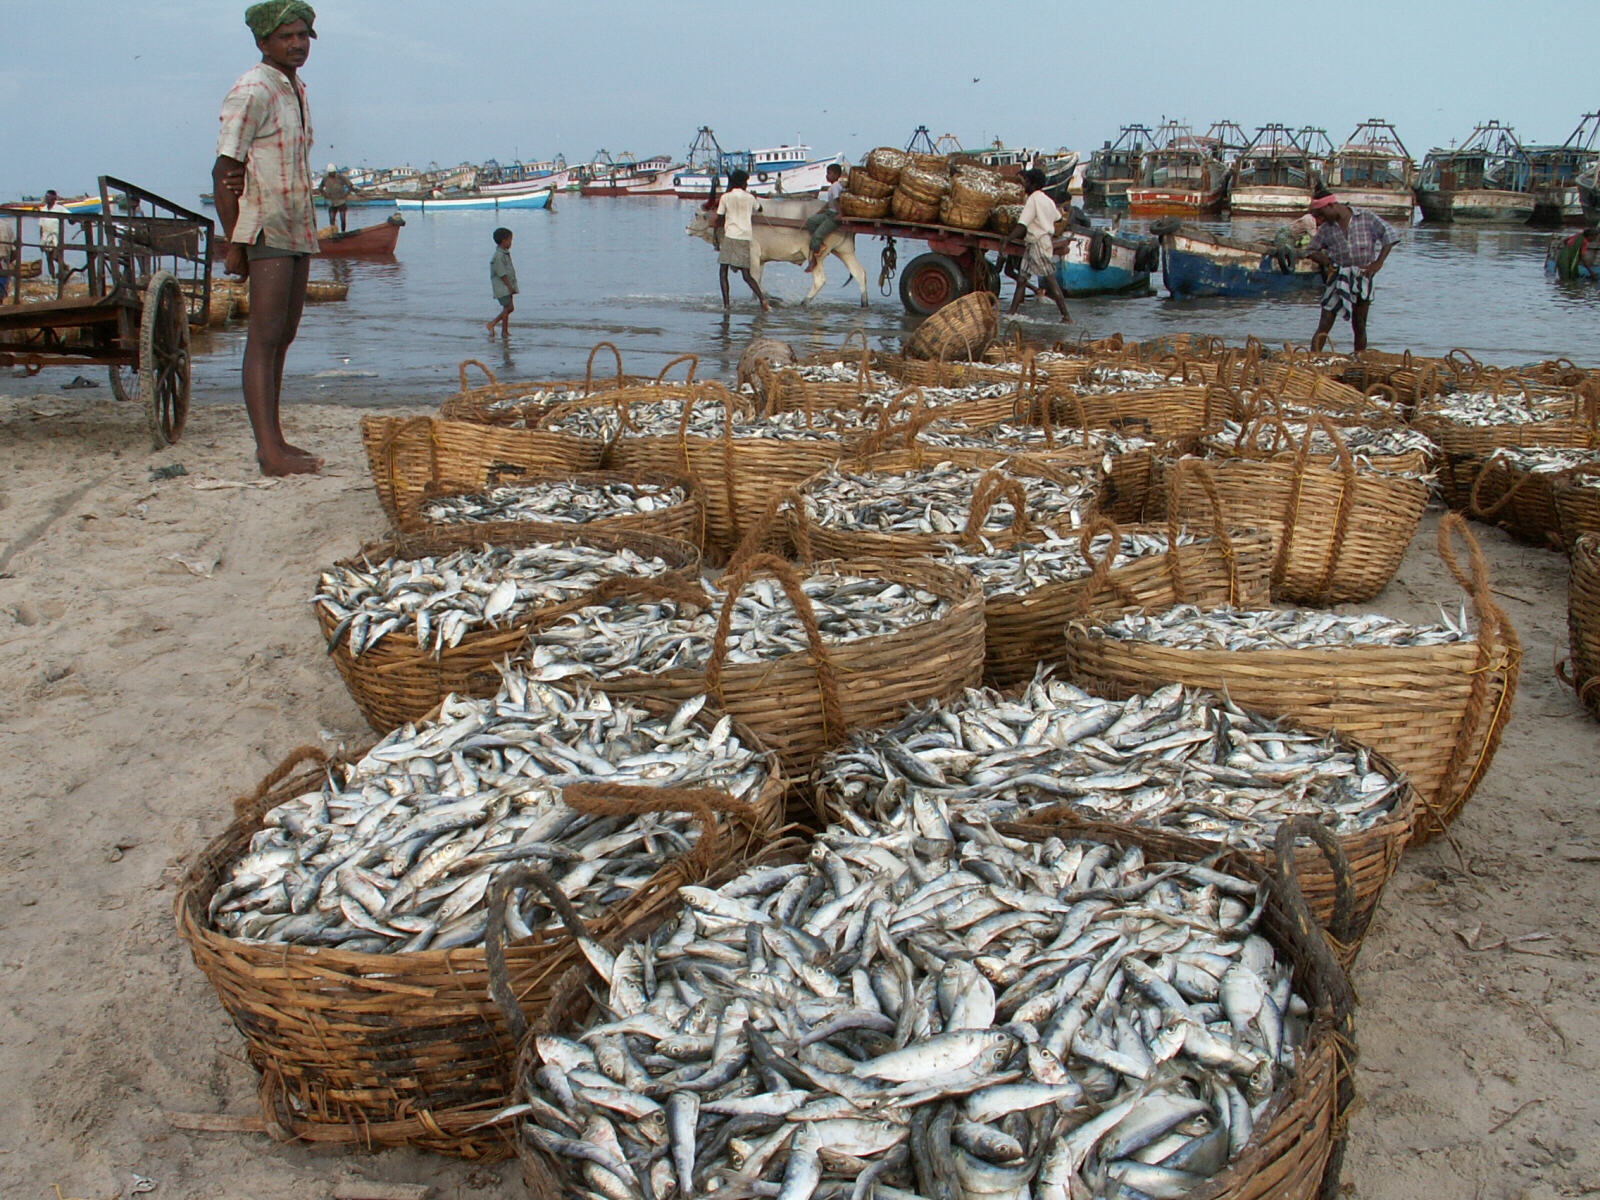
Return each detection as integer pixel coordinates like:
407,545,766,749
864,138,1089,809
687,198,869,307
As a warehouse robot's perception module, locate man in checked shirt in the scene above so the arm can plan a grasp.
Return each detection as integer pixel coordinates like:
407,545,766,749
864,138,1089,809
212,2,322,475
1304,188,1401,354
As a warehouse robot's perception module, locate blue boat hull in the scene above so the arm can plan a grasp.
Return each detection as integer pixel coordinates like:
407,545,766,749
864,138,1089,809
1056,261,1149,296
1162,245,1323,299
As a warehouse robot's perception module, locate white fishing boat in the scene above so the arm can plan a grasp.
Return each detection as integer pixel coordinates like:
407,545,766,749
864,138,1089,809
673,129,817,198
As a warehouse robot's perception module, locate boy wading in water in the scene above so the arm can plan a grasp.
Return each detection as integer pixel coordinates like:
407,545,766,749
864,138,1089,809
212,0,324,476
486,227,517,337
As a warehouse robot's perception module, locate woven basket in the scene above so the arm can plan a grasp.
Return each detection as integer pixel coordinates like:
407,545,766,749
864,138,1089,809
603,382,847,563
1066,514,1520,848
1205,408,1431,480
845,167,893,199
360,415,604,530
865,146,908,184
939,192,995,230
512,814,1357,1200
758,337,886,415
1415,389,1600,510
905,290,998,360
316,526,701,732
1163,424,1430,605
175,726,783,1159
1468,453,1580,549
399,468,709,553
890,188,942,224
898,163,952,202
788,451,1100,562
1038,382,1237,451
838,191,890,219
1554,469,1600,546
989,203,1022,234
982,515,1276,688
534,554,986,782
1566,535,1600,721
437,343,649,425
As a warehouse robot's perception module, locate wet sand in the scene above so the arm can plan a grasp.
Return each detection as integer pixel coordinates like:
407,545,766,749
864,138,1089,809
1,390,1596,1199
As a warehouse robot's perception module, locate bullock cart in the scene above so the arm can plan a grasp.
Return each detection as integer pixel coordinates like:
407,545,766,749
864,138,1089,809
0,176,213,447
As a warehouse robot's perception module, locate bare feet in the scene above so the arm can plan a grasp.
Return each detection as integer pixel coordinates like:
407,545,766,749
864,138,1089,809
259,447,322,476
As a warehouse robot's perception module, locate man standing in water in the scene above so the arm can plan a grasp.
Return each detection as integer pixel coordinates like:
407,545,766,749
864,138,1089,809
1305,189,1400,353
1004,169,1071,323
212,1,322,476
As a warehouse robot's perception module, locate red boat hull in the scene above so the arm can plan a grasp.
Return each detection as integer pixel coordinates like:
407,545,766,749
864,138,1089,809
316,218,402,256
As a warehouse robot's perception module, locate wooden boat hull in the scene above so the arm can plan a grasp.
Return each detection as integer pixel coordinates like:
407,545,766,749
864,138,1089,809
1415,187,1535,223
1160,231,1323,299
1082,178,1133,210
1325,186,1414,220
1126,187,1227,216
1227,185,1314,217
394,187,554,211
1054,233,1154,296
316,216,402,257
1530,186,1589,227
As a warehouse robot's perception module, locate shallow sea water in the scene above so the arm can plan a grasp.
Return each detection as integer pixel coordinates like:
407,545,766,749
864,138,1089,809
13,198,1597,405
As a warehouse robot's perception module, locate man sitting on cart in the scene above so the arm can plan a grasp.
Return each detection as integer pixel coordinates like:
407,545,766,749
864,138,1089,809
211,0,323,476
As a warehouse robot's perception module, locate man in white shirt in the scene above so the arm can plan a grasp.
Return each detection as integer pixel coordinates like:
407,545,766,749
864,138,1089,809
38,190,69,281
713,169,769,312
803,162,844,273
1004,168,1071,322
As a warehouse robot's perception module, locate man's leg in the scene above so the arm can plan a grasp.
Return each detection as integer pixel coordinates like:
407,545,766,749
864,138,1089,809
739,269,770,312
719,264,732,307
1008,273,1030,315
1310,307,1338,352
1351,300,1371,352
244,255,318,475
1041,272,1072,322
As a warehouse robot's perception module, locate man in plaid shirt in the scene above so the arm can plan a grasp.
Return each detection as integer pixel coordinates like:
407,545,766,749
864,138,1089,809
212,2,321,475
1305,189,1400,354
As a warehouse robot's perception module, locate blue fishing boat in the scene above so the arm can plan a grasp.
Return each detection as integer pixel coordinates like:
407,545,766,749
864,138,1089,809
394,185,555,212
1157,225,1322,298
1055,228,1158,296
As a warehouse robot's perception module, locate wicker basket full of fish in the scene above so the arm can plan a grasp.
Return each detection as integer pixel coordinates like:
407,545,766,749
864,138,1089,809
1200,413,1439,481
506,795,1357,1200
518,553,986,781
1064,516,1520,846
360,414,607,530
1565,535,1600,721
816,676,1413,965
1469,446,1600,549
1412,384,1600,512
175,678,784,1158
1555,466,1600,547
1163,420,1431,605
313,527,700,731
436,343,694,426
928,516,1274,688
786,453,1101,562
403,469,708,553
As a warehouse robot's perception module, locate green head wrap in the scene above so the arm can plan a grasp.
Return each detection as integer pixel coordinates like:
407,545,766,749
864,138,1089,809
245,1,317,39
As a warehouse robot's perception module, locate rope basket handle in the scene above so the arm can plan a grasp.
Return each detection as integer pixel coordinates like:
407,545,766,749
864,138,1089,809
1272,815,1359,1028
726,487,803,571
656,353,699,385
1293,415,1362,602
963,470,1036,544
1071,514,1142,617
1161,456,1239,605
704,553,846,748
1445,348,1482,380
374,415,446,519
458,359,497,392
230,745,330,823
1467,450,1542,519
583,341,625,395
1436,512,1512,639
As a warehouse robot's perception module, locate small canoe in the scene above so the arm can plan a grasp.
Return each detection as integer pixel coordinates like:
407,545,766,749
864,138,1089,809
1055,229,1158,297
317,213,404,256
1158,225,1323,299
394,186,555,211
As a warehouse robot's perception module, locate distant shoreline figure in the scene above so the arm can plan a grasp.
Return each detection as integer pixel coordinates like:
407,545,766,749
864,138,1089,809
1553,225,1598,280
714,169,770,313
1304,188,1400,353
212,0,323,476
318,165,352,232
1004,168,1072,322
38,190,67,281
803,163,844,274
486,226,517,338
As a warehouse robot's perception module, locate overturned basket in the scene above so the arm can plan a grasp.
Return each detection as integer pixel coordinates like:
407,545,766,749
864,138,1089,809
904,289,998,361
176,723,782,1159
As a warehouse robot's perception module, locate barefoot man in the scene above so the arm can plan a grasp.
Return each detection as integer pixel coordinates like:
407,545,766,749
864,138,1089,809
212,1,323,475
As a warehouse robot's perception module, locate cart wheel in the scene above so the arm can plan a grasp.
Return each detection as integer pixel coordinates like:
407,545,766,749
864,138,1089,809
109,365,136,403
899,252,968,316
140,270,190,447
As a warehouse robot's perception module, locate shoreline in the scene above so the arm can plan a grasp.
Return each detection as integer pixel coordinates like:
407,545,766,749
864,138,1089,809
1,392,1597,1198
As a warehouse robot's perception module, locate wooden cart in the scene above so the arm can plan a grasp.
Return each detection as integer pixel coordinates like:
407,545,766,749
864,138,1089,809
0,176,212,447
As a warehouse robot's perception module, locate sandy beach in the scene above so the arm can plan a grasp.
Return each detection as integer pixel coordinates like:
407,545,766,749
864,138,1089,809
1,388,1597,1200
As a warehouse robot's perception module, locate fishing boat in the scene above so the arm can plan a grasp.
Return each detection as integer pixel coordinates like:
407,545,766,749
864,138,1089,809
1581,162,1600,224
1526,114,1599,227
1416,122,1535,223
1154,221,1323,299
580,153,682,197
1126,120,1245,216
479,156,578,195
316,213,404,256
1228,125,1331,217
671,129,817,199
1055,223,1159,296
394,185,554,211
1082,125,1153,211
945,135,1080,205
1320,119,1416,221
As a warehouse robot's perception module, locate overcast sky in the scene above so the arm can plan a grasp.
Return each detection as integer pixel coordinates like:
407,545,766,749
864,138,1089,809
5,0,1592,204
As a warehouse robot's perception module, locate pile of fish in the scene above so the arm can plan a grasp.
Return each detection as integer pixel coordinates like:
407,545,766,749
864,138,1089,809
517,809,1312,1200
522,570,951,679
541,397,887,445
481,386,615,419
800,463,1098,537
1054,364,1188,396
817,678,1404,849
904,421,1155,463
312,542,676,658
1417,389,1585,427
418,480,689,528
209,679,773,952
937,529,1201,596
1206,419,1438,462
1483,445,1600,476
750,359,902,395
1090,603,1474,651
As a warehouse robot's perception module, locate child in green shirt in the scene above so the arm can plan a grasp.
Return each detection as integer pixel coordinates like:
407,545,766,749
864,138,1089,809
486,227,517,337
